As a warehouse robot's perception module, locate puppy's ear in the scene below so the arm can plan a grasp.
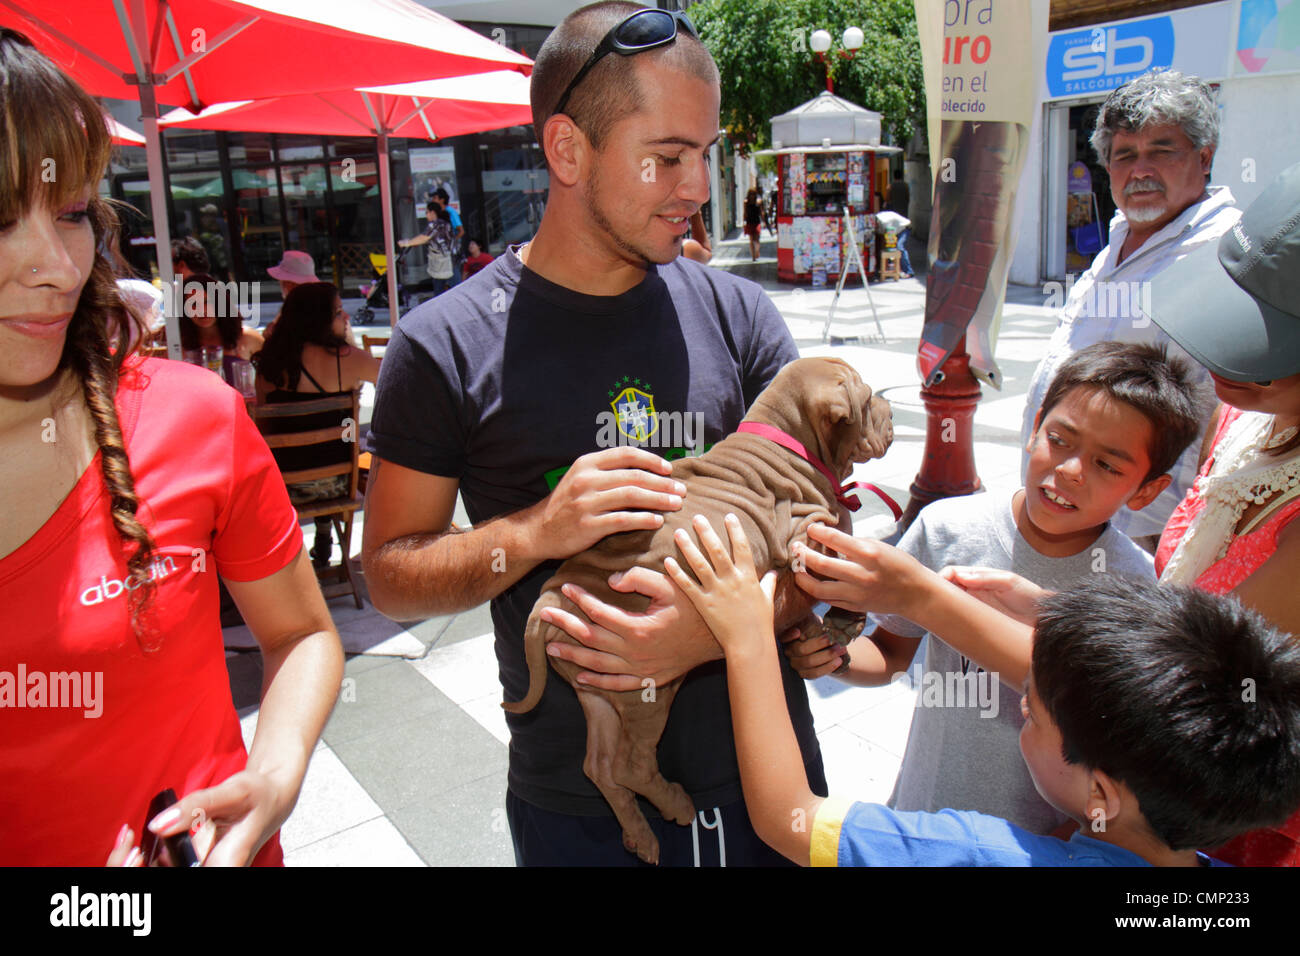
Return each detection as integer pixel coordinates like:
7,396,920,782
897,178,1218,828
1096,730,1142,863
823,378,864,429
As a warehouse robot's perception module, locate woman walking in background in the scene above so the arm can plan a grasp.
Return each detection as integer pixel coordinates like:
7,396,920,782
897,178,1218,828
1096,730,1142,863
744,187,763,261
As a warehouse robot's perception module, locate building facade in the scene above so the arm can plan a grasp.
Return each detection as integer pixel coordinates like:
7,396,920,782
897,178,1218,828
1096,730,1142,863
1010,0,1300,285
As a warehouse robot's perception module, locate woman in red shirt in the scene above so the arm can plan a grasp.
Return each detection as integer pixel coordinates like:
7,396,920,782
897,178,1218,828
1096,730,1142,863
0,28,343,867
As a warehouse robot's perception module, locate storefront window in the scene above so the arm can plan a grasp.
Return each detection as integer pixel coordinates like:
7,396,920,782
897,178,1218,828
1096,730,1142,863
167,168,235,279
278,134,325,161
478,141,547,252
231,165,284,297
327,150,383,296
165,130,220,169
279,163,334,286
225,132,274,166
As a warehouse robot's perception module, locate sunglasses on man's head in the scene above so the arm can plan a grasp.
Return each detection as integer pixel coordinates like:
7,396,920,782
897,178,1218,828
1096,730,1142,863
552,8,697,120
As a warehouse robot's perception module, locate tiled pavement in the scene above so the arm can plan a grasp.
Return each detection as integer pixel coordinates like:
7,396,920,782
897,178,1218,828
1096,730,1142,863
227,233,1060,865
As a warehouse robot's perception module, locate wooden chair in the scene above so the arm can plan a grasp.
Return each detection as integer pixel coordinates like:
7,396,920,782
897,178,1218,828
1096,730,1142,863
251,392,364,608
361,333,389,358
879,250,902,281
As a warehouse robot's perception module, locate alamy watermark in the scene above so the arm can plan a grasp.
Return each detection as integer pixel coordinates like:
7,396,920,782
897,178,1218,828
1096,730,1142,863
162,276,261,321
893,668,1000,718
1042,274,1153,327
49,886,149,935
1,664,103,718
595,408,705,451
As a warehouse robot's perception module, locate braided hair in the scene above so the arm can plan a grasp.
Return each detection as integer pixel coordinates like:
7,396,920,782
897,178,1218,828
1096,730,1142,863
2,28,158,645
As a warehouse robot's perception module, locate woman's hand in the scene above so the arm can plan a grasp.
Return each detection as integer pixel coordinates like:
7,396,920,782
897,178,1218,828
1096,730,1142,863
938,566,1049,627
104,824,143,867
146,768,297,867
663,513,777,657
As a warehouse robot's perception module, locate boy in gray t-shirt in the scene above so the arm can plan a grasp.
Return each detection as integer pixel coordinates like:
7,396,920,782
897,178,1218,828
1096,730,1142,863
784,342,1208,833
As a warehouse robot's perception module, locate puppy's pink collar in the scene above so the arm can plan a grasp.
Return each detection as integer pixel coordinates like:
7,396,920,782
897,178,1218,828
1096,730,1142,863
737,422,902,519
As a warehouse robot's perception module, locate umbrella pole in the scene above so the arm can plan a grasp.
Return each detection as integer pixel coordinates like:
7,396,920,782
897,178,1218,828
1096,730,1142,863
378,134,401,327
142,108,180,358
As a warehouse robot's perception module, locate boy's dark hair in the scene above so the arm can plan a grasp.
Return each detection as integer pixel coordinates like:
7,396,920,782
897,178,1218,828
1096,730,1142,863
432,187,449,204
530,1,718,165
1033,575,1300,852
1037,341,1203,482
171,235,209,273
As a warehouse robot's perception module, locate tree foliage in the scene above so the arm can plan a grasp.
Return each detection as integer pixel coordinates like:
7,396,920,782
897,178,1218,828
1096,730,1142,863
690,0,924,153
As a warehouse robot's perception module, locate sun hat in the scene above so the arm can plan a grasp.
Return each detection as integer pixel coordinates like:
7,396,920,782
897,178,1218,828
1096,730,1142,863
267,250,320,284
1144,161,1300,382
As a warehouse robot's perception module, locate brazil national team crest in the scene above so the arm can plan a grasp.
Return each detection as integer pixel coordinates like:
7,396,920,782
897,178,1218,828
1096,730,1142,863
610,377,657,443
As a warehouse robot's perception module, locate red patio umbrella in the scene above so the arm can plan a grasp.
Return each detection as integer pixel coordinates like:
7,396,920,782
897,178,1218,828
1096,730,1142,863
7,0,532,354
106,114,147,146
159,70,535,322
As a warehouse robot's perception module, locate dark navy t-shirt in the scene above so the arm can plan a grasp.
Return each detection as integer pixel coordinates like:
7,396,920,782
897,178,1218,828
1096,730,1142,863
367,246,822,816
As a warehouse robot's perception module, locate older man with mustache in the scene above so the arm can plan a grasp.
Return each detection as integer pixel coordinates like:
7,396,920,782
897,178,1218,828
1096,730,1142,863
1021,69,1238,551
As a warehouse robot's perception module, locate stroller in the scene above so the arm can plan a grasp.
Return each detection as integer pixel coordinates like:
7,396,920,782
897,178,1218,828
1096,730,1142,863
353,246,409,323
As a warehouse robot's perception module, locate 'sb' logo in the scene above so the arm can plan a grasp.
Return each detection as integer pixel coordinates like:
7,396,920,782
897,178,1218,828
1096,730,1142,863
611,387,657,443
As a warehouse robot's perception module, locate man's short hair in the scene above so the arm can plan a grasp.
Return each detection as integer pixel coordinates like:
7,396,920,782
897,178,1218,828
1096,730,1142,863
530,1,718,163
432,187,449,204
1090,68,1219,168
171,235,209,272
1034,575,1300,852
1037,341,1204,482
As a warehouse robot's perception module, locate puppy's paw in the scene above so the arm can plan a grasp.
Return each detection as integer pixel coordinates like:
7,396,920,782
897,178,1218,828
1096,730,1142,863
624,826,660,865
821,607,867,647
663,782,695,827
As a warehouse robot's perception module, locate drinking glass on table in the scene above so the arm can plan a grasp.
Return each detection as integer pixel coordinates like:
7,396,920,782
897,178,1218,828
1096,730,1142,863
229,358,256,399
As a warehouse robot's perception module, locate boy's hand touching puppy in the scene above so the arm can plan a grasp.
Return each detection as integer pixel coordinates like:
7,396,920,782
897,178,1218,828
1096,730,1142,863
664,514,777,658
792,523,932,619
666,512,823,866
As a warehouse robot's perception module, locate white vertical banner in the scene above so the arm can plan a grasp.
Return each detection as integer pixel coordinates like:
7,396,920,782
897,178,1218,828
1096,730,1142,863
916,0,1050,388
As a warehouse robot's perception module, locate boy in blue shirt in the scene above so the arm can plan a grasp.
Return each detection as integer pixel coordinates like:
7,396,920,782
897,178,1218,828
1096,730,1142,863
665,515,1300,866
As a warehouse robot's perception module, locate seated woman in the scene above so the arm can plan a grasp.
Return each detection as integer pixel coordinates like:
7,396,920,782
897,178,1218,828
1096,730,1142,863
253,282,380,566
179,271,263,381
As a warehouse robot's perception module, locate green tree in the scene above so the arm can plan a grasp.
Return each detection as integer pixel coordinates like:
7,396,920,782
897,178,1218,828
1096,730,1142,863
691,0,924,152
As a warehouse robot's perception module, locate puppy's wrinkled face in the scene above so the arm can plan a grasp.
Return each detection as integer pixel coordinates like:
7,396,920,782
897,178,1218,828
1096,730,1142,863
812,359,893,479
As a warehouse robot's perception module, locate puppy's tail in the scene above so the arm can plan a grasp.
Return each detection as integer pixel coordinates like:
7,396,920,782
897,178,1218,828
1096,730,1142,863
501,591,559,715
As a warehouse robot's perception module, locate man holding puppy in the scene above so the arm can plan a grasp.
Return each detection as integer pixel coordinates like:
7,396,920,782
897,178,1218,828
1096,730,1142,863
362,2,824,866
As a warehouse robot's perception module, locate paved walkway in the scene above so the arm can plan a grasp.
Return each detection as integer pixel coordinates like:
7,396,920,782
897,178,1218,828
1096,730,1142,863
228,234,1058,865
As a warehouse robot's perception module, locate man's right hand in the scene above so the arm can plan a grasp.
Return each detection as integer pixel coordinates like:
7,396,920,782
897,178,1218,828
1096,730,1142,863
526,447,687,562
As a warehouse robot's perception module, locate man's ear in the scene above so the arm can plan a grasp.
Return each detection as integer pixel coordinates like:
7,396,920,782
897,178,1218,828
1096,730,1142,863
543,113,588,188
1126,473,1171,511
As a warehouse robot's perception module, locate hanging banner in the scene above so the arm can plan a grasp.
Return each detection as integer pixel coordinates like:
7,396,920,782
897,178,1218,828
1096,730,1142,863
914,0,1049,388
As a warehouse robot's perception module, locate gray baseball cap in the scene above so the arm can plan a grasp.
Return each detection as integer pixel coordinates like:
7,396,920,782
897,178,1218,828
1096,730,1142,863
1145,161,1300,382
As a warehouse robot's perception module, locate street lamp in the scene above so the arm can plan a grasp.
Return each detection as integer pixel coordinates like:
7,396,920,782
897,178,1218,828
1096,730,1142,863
810,26,863,92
